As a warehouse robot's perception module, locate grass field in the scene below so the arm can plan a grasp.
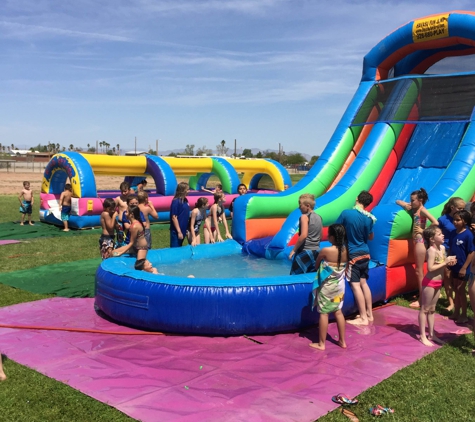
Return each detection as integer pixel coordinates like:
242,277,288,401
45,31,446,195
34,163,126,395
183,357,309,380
1,185,475,421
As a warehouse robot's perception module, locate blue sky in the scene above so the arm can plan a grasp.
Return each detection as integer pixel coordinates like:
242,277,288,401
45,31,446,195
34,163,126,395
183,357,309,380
0,1,472,156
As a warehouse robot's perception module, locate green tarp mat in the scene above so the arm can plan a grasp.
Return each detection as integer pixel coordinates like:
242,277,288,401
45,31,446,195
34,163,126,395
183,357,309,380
0,258,100,297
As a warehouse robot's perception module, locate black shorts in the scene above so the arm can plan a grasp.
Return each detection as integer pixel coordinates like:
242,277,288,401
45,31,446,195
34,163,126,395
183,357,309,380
347,254,370,283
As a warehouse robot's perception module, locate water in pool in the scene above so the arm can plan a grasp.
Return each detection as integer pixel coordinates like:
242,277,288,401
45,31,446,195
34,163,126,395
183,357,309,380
156,254,291,278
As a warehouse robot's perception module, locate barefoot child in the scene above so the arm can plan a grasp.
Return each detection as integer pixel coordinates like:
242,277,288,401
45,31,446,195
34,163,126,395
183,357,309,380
18,181,34,225
138,191,158,249
419,226,456,346
438,197,466,312
99,198,118,259
115,182,133,246
309,224,348,351
337,190,375,325
205,192,232,243
170,182,190,247
113,205,148,260
449,210,475,324
396,188,439,308
187,197,213,246
59,183,73,231
289,193,322,275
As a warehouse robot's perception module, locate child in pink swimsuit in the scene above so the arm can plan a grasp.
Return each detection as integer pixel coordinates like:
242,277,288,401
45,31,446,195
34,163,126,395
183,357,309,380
419,226,456,347
396,187,439,308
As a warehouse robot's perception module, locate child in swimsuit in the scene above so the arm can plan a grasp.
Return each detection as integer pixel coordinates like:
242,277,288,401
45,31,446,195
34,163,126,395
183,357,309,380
138,191,158,249
59,183,73,231
396,187,438,308
113,205,148,261
187,197,213,246
99,198,118,260
18,181,34,226
419,226,456,347
309,224,348,351
205,191,232,243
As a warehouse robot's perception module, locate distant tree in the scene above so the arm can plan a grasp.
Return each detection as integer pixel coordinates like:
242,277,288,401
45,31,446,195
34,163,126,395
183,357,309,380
168,151,178,157
196,145,213,156
242,148,253,158
116,144,120,155
286,153,306,166
106,150,114,155
255,151,263,158
309,155,319,166
183,144,195,156
87,146,96,153
69,144,74,151
148,149,156,155
62,146,66,151
216,140,228,156
263,150,279,161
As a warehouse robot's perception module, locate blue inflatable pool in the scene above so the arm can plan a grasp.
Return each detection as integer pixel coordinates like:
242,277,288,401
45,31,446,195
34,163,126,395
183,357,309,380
95,240,386,336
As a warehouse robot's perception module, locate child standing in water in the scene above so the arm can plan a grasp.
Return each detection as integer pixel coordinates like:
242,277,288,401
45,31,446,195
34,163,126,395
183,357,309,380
309,224,348,351
420,226,456,346
438,197,466,312
396,188,438,308
18,181,34,225
59,183,73,231
289,193,322,275
170,182,190,247
187,197,213,246
205,191,232,243
449,210,475,324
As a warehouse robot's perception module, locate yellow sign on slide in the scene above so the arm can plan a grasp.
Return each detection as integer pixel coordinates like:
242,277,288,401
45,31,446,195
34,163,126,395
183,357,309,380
412,14,449,43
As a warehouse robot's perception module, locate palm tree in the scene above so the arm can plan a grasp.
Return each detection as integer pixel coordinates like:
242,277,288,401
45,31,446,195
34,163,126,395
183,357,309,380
69,144,74,151
116,144,120,155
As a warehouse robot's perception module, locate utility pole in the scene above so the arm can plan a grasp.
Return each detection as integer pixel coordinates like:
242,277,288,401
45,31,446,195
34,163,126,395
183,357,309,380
135,136,137,156
234,139,237,158
156,139,159,156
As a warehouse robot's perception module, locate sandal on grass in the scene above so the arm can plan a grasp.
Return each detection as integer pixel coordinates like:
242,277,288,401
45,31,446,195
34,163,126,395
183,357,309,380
369,405,394,416
341,408,359,422
331,393,359,405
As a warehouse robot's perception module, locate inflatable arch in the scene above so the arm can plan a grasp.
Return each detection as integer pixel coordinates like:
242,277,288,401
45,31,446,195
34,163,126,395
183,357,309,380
40,152,291,229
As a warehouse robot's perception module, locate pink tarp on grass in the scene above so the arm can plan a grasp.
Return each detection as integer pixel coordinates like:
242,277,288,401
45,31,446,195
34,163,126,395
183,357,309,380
0,298,469,421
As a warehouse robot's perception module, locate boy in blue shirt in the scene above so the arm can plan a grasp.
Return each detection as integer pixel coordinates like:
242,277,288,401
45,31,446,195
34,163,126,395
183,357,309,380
337,191,376,325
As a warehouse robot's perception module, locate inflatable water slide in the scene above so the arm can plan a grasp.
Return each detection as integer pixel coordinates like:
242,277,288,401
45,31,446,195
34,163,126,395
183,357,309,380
233,11,475,302
95,11,475,335
39,154,291,229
